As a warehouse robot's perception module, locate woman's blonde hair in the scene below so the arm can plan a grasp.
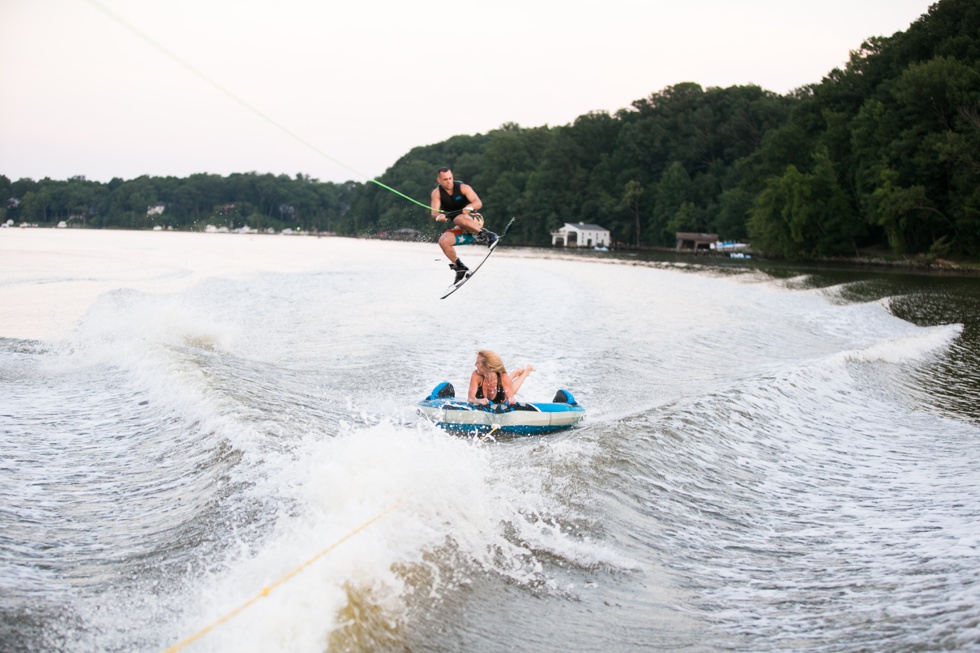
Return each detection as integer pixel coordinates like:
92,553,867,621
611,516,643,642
477,350,507,375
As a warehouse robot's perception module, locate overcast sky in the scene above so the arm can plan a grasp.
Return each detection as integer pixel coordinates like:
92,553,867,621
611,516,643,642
1,0,935,185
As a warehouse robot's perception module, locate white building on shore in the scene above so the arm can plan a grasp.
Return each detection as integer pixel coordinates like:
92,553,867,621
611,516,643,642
551,222,610,248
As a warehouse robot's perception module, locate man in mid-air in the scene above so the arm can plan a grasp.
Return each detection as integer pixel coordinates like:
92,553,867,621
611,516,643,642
430,167,498,283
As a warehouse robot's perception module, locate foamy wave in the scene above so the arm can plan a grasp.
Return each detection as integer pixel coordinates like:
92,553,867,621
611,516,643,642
43,288,249,426
174,420,630,652
63,288,237,359
840,323,962,365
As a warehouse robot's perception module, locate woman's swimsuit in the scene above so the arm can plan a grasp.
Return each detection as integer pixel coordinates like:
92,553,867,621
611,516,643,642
474,372,507,404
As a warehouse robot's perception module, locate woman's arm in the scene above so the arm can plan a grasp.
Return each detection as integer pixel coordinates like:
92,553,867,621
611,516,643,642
467,371,487,405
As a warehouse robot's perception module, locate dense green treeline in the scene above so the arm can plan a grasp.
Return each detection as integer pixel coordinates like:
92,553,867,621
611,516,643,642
3,0,977,259
0,172,357,234
365,85,795,248
746,0,980,258
366,0,977,258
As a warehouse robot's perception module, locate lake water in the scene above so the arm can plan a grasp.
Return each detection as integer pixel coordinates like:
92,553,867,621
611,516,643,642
2,228,978,652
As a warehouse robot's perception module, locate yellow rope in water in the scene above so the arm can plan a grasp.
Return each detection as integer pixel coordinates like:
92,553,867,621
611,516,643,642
163,501,402,653
479,424,501,443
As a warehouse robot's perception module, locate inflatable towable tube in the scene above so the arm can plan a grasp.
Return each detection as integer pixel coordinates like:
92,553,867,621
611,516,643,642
418,382,585,436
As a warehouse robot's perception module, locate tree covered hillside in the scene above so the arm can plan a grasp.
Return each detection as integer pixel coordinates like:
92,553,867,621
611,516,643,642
3,0,977,260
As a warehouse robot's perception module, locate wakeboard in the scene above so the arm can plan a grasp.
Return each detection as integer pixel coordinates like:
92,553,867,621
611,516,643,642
440,217,516,299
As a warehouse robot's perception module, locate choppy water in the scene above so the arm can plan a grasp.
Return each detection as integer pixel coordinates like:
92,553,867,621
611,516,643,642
1,230,979,652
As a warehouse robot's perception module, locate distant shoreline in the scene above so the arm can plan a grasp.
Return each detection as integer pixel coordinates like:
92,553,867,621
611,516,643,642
506,242,980,278
4,224,978,277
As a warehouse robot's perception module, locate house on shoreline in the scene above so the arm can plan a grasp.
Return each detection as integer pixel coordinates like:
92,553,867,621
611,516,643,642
551,222,610,248
675,232,719,252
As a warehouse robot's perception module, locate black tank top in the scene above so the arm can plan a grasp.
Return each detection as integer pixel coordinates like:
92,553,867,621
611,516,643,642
475,373,507,404
438,181,468,218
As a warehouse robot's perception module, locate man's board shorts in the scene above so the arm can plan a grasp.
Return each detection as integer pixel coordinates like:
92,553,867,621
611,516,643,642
446,227,476,246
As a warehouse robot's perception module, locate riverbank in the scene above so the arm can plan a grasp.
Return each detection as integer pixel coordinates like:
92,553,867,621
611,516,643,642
584,244,980,277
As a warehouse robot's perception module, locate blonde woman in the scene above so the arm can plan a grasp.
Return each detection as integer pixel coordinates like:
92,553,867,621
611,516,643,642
467,350,535,406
